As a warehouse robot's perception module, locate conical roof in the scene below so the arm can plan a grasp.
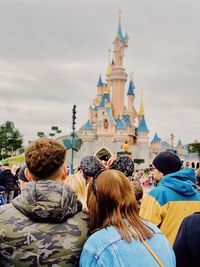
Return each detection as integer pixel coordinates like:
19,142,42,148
137,115,149,133
151,133,160,144
97,74,103,87
176,139,183,148
127,80,135,95
83,120,93,130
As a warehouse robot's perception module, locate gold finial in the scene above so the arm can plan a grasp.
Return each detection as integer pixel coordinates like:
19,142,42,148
106,49,111,76
139,89,144,117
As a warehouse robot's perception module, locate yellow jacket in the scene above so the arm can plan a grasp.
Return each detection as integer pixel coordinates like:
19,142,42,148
140,168,200,245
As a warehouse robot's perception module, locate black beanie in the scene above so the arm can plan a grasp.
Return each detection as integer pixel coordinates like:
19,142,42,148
152,151,182,175
18,164,29,182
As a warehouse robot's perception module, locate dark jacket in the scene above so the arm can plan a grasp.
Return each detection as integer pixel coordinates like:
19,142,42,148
173,212,200,267
0,169,15,190
0,180,88,266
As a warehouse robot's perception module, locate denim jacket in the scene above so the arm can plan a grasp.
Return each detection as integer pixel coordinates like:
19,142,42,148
80,221,175,267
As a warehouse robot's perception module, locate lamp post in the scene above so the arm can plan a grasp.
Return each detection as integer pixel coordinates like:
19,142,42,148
63,105,82,175
71,105,76,174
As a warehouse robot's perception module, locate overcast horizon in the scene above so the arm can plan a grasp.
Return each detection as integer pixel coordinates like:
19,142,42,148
0,0,199,146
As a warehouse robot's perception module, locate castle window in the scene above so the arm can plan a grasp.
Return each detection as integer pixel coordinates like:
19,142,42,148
103,119,109,129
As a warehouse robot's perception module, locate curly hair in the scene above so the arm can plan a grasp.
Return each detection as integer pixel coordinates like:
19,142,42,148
25,138,66,179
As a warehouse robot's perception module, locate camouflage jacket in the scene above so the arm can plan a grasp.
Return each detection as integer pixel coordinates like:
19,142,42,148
0,180,88,267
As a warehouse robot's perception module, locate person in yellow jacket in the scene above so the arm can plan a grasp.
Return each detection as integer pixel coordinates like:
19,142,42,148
140,151,200,245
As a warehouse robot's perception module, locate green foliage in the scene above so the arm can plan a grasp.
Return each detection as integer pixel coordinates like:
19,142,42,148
188,142,200,162
117,151,132,157
51,126,58,131
188,142,200,155
4,153,25,166
0,121,23,159
134,158,145,165
37,132,45,138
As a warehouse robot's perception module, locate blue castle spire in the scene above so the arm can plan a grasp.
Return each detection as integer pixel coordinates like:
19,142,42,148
83,120,93,130
97,74,103,87
151,133,160,144
176,139,183,148
127,80,135,95
137,115,149,133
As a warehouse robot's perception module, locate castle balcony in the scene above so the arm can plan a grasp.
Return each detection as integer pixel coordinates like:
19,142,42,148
113,134,130,142
109,67,127,81
79,134,96,142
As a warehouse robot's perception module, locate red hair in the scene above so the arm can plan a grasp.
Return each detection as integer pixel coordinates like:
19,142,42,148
87,169,154,242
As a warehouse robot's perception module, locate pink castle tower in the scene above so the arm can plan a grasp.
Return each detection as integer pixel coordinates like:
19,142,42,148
108,11,129,118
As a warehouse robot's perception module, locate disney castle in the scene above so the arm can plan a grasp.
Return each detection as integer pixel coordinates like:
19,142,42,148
65,14,150,168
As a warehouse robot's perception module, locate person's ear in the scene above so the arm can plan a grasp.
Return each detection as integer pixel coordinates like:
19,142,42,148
19,180,26,188
25,168,34,182
61,165,68,182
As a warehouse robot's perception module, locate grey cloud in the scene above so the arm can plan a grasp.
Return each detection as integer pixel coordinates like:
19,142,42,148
0,0,199,144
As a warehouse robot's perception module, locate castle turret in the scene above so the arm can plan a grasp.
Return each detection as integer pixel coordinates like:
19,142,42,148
97,74,103,95
151,133,160,145
108,12,128,118
150,132,161,151
136,93,150,167
137,115,149,135
127,74,136,121
176,139,184,154
137,92,149,136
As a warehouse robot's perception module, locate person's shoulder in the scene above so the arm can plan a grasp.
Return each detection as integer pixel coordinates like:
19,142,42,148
148,184,175,206
66,210,89,232
143,220,163,234
0,207,88,266
83,226,120,254
0,203,13,214
148,185,166,200
0,203,30,223
183,212,200,226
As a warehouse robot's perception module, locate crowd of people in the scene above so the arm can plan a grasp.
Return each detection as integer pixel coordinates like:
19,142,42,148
0,137,200,266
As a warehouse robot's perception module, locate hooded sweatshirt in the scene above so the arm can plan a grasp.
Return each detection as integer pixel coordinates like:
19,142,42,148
140,168,200,245
0,180,88,267
0,169,15,190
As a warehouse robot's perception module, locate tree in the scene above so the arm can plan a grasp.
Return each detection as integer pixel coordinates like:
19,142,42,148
188,141,200,162
0,121,23,159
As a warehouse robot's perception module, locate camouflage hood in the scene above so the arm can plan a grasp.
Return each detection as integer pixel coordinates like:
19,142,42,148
12,180,82,223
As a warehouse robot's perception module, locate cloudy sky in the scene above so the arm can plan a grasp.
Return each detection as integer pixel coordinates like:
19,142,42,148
0,0,199,145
